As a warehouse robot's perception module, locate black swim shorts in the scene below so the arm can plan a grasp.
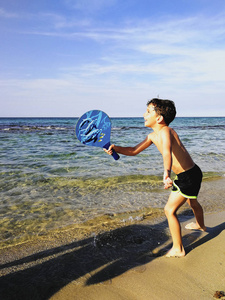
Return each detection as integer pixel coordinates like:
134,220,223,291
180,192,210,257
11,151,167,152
172,164,202,199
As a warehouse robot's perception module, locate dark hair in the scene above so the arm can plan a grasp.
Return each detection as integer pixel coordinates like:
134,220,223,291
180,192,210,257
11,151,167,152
147,98,176,125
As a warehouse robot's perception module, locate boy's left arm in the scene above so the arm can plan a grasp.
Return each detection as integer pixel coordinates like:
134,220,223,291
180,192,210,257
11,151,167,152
161,128,173,189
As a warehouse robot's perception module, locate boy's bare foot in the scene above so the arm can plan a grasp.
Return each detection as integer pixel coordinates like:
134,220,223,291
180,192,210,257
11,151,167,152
185,222,206,231
165,247,186,258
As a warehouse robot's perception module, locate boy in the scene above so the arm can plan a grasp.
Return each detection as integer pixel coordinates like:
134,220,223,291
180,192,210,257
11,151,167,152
104,98,206,257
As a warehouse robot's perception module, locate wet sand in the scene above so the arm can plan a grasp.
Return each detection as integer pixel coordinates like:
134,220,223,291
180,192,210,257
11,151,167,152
0,207,225,300
1,179,225,300
53,211,225,300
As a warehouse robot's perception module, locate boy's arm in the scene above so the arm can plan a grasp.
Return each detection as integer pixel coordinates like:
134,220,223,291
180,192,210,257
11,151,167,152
104,135,153,156
161,128,173,189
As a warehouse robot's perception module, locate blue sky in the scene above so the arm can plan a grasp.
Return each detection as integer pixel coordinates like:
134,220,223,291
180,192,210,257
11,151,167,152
0,0,225,117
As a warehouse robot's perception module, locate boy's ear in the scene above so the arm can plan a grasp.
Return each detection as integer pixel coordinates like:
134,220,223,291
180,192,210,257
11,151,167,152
157,115,164,124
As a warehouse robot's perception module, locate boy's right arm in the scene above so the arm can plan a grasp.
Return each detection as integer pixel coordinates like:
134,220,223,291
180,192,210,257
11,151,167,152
104,135,153,156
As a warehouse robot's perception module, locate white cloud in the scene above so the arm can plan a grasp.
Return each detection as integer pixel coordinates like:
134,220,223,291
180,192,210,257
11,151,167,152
64,0,117,13
0,8,19,18
1,5,225,117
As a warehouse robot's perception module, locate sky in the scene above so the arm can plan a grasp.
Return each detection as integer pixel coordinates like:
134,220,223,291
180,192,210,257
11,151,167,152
0,0,225,117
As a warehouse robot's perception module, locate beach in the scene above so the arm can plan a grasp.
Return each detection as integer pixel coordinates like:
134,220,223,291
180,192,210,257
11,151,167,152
53,211,225,300
1,179,225,300
0,213,225,300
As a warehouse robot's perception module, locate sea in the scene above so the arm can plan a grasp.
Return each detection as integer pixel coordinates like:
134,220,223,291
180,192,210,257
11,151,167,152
0,117,225,248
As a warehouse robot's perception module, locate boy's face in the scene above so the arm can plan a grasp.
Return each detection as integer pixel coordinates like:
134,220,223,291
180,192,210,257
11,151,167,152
143,104,158,127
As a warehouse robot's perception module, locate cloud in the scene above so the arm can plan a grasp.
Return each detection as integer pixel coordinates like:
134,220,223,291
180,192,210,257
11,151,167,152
0,8,19,18
22,11,225,48
48,13,225,89
64,0,117,13
6,11,225,92
1,5,225,116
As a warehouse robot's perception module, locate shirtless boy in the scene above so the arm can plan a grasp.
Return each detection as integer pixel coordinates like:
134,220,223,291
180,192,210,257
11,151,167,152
104,98,206,257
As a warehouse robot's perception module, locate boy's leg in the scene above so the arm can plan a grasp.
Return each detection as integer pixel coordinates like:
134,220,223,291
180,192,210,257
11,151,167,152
185,199,206,231
164,192,186,257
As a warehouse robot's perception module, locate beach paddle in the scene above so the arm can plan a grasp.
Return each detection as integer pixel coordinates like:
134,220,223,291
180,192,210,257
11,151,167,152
75,110,120,160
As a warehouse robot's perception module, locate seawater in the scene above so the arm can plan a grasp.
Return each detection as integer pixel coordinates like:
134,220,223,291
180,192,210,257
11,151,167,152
0,117,225,248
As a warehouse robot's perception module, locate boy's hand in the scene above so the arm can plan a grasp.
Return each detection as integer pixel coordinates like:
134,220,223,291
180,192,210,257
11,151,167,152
103,144,115,155
163,170,173,189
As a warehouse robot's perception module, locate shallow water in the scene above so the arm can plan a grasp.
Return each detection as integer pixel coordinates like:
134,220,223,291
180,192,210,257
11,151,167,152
0,117,225,247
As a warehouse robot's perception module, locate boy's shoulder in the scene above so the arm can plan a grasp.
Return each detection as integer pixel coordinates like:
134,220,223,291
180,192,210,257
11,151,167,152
159,125,173,135
148,126,179,142
161,126,178,135
156,126,180,142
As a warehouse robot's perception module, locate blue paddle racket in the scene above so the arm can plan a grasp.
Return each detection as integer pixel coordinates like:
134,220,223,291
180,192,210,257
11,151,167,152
75,110,120,160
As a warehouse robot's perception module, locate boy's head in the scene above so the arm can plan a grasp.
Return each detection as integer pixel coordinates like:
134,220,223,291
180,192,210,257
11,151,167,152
147,98,176,125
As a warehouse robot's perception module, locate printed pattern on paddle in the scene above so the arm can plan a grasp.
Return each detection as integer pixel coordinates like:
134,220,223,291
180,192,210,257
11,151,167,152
76,110,111,148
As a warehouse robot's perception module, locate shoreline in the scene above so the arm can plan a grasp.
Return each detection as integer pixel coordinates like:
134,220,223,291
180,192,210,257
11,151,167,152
1,178,225,299
1,176,225,250
1,209,225,299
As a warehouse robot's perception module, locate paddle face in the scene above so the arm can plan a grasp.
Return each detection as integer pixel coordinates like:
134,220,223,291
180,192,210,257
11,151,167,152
75,110,119,160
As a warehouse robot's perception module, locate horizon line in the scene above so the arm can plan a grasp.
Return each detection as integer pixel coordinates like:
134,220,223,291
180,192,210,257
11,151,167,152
0,115,224,118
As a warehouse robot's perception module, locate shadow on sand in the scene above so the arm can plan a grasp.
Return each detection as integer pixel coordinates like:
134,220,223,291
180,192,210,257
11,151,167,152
0,211,225,300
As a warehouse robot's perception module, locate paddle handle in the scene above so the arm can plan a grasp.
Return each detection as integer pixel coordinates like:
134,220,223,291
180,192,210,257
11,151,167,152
104,142,120,160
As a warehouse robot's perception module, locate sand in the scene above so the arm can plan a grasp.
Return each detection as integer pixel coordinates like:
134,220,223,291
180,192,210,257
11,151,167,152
51,211,225,300
0,209,225,300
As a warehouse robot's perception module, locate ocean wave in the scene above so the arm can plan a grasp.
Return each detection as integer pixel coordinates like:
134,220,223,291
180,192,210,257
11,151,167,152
1,120,223,132
111,126,144,131
0,173,164,194
0,125,69,131
1,172,223,195
179,124,225,130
